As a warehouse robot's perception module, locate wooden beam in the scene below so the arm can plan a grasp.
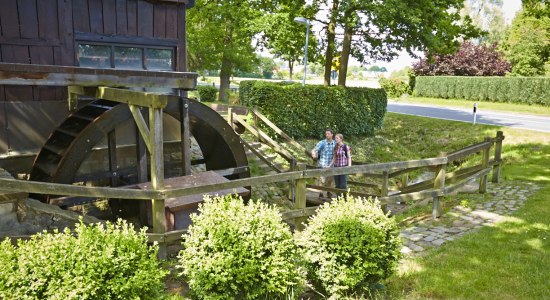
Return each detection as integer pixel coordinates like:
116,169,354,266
129,105,152,153
70,86,173,108
0,62,197,90
0,178,158,199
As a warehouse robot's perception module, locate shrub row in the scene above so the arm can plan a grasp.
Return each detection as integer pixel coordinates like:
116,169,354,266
177,194,401,299
414,76,550,106
0,220,167,300
197,85,218,102
239,80,387,139
379,78,412,98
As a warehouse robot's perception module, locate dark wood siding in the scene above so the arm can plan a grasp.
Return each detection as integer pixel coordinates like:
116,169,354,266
0,0,188,155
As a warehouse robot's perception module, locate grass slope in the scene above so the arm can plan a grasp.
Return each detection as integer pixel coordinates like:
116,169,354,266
371,114,550,299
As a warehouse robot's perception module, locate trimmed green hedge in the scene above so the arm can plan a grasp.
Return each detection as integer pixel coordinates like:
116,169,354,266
239,81,387,139
414,76,550,106
197,85,218,102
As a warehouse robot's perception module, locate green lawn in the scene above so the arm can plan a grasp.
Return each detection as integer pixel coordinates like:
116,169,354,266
370,114,550,299
391,96,550,117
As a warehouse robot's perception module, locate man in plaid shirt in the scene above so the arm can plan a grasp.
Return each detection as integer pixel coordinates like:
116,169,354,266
311,129,336,198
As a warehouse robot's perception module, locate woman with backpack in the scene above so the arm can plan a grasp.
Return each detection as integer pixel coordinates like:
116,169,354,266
331,133,352,194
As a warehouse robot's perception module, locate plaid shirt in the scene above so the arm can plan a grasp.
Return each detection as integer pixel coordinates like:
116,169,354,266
315,139,335,167
333,144,350,167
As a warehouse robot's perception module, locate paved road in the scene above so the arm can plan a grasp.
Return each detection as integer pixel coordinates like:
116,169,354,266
387,102,550,133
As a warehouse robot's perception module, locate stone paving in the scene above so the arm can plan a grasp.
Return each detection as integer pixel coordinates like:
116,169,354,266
399,181,541,255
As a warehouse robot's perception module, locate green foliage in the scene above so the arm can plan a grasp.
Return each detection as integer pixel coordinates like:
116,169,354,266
379,78,412,98
500,11,550,76
239,80,387,138
296,195,402,297
177,194,304,299
414,76,550,106
197,85,218,102
0,220,166,300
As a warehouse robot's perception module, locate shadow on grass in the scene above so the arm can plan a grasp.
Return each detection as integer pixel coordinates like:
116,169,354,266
386,143,550,299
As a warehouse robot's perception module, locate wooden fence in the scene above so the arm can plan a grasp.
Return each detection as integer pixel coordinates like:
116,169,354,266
0,131,504,256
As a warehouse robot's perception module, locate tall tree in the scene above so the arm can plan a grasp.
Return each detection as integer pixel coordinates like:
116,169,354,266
308,0,480,86
500,8,550,76
263,8,317,80
461,0,506,44
187,0,285,101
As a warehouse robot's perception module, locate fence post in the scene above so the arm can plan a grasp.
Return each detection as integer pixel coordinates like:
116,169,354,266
227,107,233,128
479,137,491,193
432,152,447,219
150,108,167,259
294,163,307,231
381,170,389,197
492,131,504,183
289,158,297,201
401,173,408,189
253,107,260,143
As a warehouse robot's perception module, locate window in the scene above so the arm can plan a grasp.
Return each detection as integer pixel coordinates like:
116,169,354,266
78,43,174,71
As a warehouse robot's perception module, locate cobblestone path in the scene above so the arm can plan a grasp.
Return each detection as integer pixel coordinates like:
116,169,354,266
400,181,541,255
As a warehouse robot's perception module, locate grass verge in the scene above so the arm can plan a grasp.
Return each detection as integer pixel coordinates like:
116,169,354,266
391,96,550,117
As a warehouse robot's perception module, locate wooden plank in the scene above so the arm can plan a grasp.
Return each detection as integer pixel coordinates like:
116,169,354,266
75,32,178,47
38,0,59,40
347,180,379,189
153,4,166,38
233,114,295,162
445,168,491,194
304,157,447,178
126,0,137,35
58,0,75,66
17,0,39,39
0,37,61,47
164,171,301,198
165,5,178,39
0,177,159,199
128,104,152,152
447,141,491,162
137,0,154,37
89,0,104,34
115,0,128,35
102,0,117,35
180,98,191,175
73,0,91,32
479,137,491,193
388,165,424,178
241,138,283,173
0,62,197,90
252,108,307,154
281,207,318,221
492,131,504,183
306,184,377,198
176,4,185,71
294,163,306,230
0,0,20,38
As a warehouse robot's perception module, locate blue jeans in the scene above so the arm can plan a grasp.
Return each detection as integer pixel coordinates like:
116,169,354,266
334,173,347,192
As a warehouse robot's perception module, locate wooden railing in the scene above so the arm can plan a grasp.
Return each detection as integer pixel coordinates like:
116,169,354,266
0,131,504,255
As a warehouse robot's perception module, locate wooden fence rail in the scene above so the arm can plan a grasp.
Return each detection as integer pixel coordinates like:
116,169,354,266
0,131,504,257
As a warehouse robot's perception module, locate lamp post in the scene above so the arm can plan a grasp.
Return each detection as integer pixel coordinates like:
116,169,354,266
294,16,310,86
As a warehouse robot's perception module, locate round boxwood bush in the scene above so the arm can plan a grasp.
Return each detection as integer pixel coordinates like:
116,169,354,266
296,195,402,297
197,85,218,102
0,219,167,300
177,194,304,299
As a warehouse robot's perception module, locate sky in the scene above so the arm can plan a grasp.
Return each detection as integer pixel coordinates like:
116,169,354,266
371,0,522,72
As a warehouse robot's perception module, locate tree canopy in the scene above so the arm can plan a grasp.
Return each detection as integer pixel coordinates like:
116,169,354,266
306,0,481,86
500,2,550,76
413,41,511,76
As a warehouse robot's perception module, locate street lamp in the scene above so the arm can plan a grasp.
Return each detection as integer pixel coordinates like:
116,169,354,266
294,16,311,86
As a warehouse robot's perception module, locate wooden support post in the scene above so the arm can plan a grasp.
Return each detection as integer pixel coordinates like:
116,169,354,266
479,137,491,193
180,97,191,176
227,107,233,129
492,131,504,183
107,130,118,187
381,171,389,196
253,107,260,143
149,108,166,259
135,116,149,226
432,152,447,219
294,163,307,231
289,159,297,201
401,173,408,189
